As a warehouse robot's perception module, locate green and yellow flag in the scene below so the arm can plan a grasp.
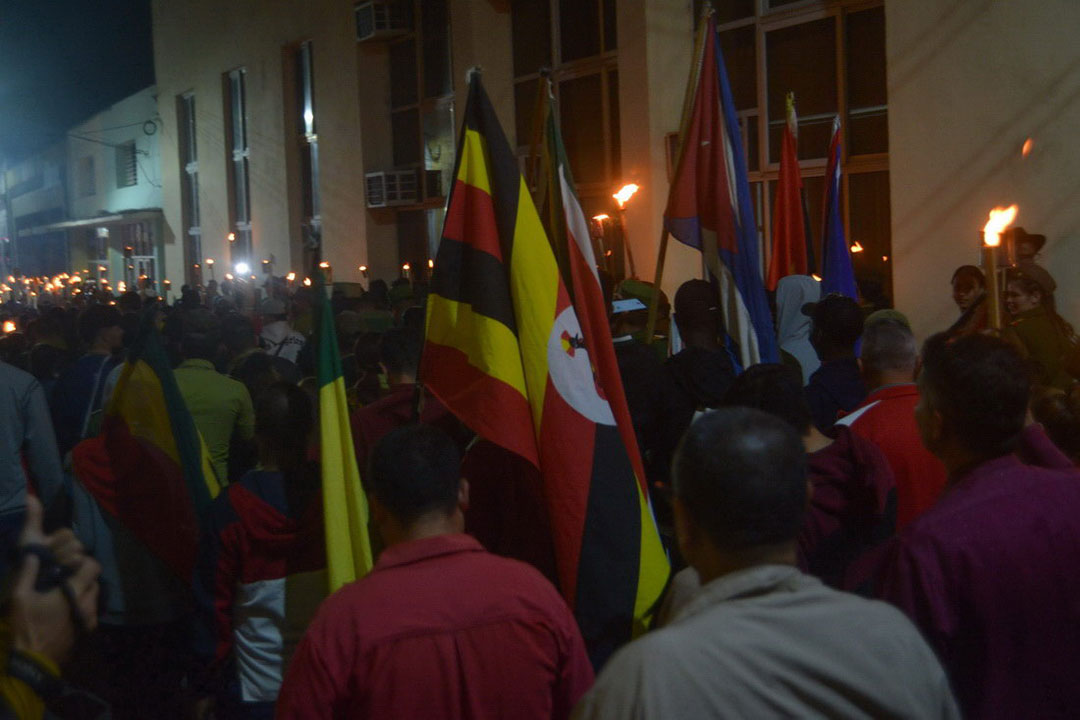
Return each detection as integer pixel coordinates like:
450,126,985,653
315,275,373,590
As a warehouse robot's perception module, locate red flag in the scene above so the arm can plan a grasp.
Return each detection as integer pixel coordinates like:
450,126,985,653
767,92,809,291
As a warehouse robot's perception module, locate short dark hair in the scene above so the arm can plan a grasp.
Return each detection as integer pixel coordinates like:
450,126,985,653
673,407,806,550
920,332,1029,458
807,294,864,352
221,312,257,355
951,265,985,287
118,290,142,314
379,326,422,376
77,304,122,345
370,424,462,524
860,320,917,373
674,279,722,336
723,363,813,435
255,382,314,471
180,309,222,360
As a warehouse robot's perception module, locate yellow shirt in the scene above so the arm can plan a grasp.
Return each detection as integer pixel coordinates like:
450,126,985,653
174,359,255,483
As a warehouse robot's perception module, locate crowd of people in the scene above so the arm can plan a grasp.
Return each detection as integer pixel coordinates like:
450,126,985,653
1,248,1080,719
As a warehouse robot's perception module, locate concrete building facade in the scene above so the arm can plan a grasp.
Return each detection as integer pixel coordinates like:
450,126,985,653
150,0,1080,339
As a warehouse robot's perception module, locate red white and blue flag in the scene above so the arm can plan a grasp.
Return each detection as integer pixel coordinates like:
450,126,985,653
663,14,777,367
820,117,857,299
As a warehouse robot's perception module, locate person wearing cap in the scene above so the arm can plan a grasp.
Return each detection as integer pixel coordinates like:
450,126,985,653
175,310,256,483
664,280,736,466
803,294,868,432
1003,226,1046,263
259,296,306,365
611,292,674,485
1001,262,1075,389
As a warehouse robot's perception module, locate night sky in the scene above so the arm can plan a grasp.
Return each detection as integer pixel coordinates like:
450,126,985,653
0,0,153,160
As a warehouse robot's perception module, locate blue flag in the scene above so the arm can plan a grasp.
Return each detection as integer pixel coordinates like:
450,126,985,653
663,15,777,367
820,117,857,299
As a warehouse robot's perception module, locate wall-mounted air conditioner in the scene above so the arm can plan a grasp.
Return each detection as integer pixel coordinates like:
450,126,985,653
365,170,418,208
355,1,411,43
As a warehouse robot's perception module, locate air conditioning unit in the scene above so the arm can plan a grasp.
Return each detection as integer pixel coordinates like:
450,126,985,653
355,1,411,43
365,170,418,208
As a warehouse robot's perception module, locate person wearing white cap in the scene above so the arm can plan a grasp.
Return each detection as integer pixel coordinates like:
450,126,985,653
259,296,306,365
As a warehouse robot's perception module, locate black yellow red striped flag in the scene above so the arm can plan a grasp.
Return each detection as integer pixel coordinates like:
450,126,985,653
422,72,668,667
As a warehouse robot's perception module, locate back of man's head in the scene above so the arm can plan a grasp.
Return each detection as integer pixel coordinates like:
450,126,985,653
118,291,142,314
221,312,257,356
379,326,422,378
180,309,222,361
806,294,864,357
920,332,1028,459
255,381,314,472
674,279,722,340
673,407,806,551
370,424,461,525
77,304,122,347
723,363,813,435
860,319,917,378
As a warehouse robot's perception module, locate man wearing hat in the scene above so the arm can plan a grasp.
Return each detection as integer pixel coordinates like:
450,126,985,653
1003,226,1046,263
802,294,868,432
259,296,306,365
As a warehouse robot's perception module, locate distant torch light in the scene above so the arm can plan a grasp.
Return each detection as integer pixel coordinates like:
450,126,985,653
235,262,250,275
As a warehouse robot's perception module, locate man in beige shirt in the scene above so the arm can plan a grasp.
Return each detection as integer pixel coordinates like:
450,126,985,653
174,310,255,483
574,408,959,720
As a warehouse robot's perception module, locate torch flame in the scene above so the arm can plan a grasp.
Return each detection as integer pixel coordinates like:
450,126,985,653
1022,138,1033,157
592,214,610,222
612,184,640,208
358,265,368,273
3,321,15,333
402,263,411,272
850,241,864,253
811,274,822,282
303,277,312,287
319,261,330,269
286,272,296,282
428,259,434,269
983,204,1019,247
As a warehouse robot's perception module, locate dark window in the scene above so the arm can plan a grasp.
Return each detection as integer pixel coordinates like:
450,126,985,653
177,92,201,280
560,0,601,62
846,7,888,155
115,142,137,188
389,39,418,108
422,0,451,99
392,109,421,166
719,25,757,112
766,18,837,161
225,68,252,263
511,0,551,76
848,170,892,300
559,74,605,184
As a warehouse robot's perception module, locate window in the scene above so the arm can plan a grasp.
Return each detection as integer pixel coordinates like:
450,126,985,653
290,40,321,269
511,0,620,207
706,2,892,301
177,93,201,283
88,228,109,281
115,141,137,188
225,68,253,268
386,0,454,205
77,156,95,198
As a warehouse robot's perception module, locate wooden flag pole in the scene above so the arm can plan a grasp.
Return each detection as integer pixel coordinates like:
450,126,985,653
644,229,670,344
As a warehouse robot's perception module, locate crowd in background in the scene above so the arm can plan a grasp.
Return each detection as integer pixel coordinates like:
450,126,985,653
1,247,1079,718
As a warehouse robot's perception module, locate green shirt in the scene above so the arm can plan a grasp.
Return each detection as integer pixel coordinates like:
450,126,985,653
174,358,255,482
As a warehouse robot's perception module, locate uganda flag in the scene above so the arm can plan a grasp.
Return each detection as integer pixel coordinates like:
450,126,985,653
422,73,667,667
72,309,221,582
314,273,374,591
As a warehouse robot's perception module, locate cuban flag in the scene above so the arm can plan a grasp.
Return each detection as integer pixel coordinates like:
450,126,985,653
820,117,858,299
663,14,777,367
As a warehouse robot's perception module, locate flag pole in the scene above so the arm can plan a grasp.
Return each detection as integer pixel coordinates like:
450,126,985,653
644,7,711,344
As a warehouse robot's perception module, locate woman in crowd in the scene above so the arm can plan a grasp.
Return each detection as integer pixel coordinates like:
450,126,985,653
1002,263,1077,389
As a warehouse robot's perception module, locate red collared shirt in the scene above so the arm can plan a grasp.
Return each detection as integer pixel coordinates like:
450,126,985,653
837,384,947,529
276,534,593,720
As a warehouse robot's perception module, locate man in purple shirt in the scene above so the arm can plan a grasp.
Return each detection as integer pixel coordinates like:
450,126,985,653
878,332,1080,719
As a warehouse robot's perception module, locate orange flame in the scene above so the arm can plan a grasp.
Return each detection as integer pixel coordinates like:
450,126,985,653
227,232,236,242
592,213,610,222
286,272,296,282
811,274,822,282
2,321,13,334
1022,138,1033,157
358,266,368,273
402,263,411,272
428,259,434,269
319,261,331,269
613,184,640,208
302,277,312,287
850,242,864,253
983,204,1019,247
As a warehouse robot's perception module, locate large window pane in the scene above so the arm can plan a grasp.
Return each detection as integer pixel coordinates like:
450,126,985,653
559,74,605,184
422,0,452,99
719,25,757,112
603,0,617,51
389,39,417,109
608,70,621,179
514,80,539,150
423,103,455,199
392,109,420,166
848,170,892,302
560,0,601,62
766,18,837,162
847,7,888,155
511,0,552,76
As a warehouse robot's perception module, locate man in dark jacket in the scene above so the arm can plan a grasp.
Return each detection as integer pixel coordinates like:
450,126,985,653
803,294,867,432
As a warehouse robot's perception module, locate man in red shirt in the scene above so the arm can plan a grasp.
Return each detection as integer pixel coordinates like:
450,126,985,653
836,318,946,529
276,424,594,719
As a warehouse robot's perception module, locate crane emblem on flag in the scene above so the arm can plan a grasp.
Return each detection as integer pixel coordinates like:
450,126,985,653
548,307,615,426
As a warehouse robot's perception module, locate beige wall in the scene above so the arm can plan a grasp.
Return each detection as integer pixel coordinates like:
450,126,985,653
887,0,1080,341
153,0,369,286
